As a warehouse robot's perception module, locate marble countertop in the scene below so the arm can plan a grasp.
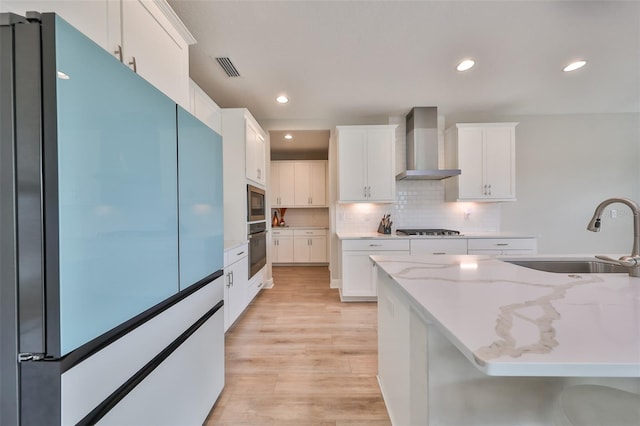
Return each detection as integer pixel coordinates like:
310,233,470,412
337,231,537,239
371,254,640,377
272,226,329,230
224,239,248,251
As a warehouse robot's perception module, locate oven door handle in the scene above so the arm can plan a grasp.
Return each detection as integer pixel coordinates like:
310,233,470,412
248,230,268,239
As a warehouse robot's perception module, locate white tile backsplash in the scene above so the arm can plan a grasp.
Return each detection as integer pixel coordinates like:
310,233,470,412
336,180,501,234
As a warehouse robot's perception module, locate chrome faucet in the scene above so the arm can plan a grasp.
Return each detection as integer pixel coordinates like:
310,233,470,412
587,197,640,277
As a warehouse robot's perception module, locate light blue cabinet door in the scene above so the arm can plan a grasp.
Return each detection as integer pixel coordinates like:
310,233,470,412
54,16,179,354
177,107,224,289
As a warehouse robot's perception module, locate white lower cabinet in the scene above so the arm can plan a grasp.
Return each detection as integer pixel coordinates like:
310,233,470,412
273,229,328,264
410,239,468,255
293,229,328,263
223,243,248,332
272,229,294,263
247,267,265,303
467,238,537,255
340,239,410,301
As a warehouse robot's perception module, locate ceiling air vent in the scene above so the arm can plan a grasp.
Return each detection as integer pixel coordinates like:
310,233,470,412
215,57,240,77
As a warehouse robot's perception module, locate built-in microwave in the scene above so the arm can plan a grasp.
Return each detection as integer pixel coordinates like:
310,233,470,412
247,184,266,222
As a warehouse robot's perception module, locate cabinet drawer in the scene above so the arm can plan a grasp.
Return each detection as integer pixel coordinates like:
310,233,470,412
342,239,410,251
225,243,249,266
468,238,537,251
293,229,327,237
272,229,294,237
247,274,263,301
410,239,468,255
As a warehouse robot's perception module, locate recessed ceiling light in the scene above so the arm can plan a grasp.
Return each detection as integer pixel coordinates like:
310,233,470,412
456,59,475,72
284,134,293,140
276,95,289,104
563,60,587,72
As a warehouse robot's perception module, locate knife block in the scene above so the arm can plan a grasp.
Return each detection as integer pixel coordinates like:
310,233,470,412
377,222,391,234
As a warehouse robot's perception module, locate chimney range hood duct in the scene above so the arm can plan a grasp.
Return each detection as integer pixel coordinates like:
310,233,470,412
396,107,461,180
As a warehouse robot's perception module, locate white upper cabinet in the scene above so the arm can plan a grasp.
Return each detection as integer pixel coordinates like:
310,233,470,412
245,118,267,186
119,0,193,108
270,162,295,206
1,0,195,108
188,80,221,134
337,125,397,203
294,161,327,207
445,123,518,202
270,161,326,207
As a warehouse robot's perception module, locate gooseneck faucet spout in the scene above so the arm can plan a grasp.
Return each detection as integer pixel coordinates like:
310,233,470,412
587,197,640,277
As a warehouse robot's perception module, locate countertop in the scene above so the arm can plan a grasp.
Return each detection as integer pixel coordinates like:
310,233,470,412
337,231,537,239
272,226,329,230
371,254,640,377
224,239,248,251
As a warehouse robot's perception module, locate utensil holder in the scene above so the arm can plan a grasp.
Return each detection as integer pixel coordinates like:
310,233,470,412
378,222,391,234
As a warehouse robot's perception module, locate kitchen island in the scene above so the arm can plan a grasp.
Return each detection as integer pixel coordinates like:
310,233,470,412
373,254,640,425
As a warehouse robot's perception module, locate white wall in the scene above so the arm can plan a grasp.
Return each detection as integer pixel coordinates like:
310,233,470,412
456,113,639,254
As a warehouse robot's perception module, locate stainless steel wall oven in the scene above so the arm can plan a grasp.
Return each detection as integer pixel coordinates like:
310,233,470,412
248,221,267,278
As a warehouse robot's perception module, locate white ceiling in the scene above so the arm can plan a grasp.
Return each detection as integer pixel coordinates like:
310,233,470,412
270,130,331,154
169,0,640,124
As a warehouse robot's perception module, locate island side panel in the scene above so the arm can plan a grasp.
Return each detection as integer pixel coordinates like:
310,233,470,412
377,270,411,426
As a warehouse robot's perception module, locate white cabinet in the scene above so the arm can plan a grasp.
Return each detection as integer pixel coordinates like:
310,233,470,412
1,1,114,50
272,229,327,264
445,123,518,202
410,239,468,255
294,161,327,207
467,238,537,255
337,125,397,203
245,119,267,186
189,79,221,134
377,272,411,425
221,108,267,242
340,239,410,301
293,229,328,263
271,161,326,207
247,267,265,303
2,0,195,108
119,0,193,108
223,243,249,332
271,229,294,263
270,162,295,207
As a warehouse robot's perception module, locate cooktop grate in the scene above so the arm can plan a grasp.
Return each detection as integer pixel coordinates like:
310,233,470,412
395,228,461,236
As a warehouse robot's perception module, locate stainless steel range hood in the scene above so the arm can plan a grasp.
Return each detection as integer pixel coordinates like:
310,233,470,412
396,107,461,180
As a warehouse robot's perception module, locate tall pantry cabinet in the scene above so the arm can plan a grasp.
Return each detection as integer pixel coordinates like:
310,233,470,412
220,108,268,241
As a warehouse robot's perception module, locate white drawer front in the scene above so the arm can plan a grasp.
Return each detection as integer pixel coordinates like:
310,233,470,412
468,238,537,251
272,229,294,237
342,239,410,251
225,243,249,265
410,239,468,255
293,229,327,237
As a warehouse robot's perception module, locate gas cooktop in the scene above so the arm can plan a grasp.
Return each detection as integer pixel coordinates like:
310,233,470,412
396,228,461,236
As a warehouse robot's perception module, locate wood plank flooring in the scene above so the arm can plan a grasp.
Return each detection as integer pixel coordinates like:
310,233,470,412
205,266,391,425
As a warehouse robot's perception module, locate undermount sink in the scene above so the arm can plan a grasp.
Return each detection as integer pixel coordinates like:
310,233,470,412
504,259,629,274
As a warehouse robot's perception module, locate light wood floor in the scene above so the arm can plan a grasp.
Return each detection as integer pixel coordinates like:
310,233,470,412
205,266,391,425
